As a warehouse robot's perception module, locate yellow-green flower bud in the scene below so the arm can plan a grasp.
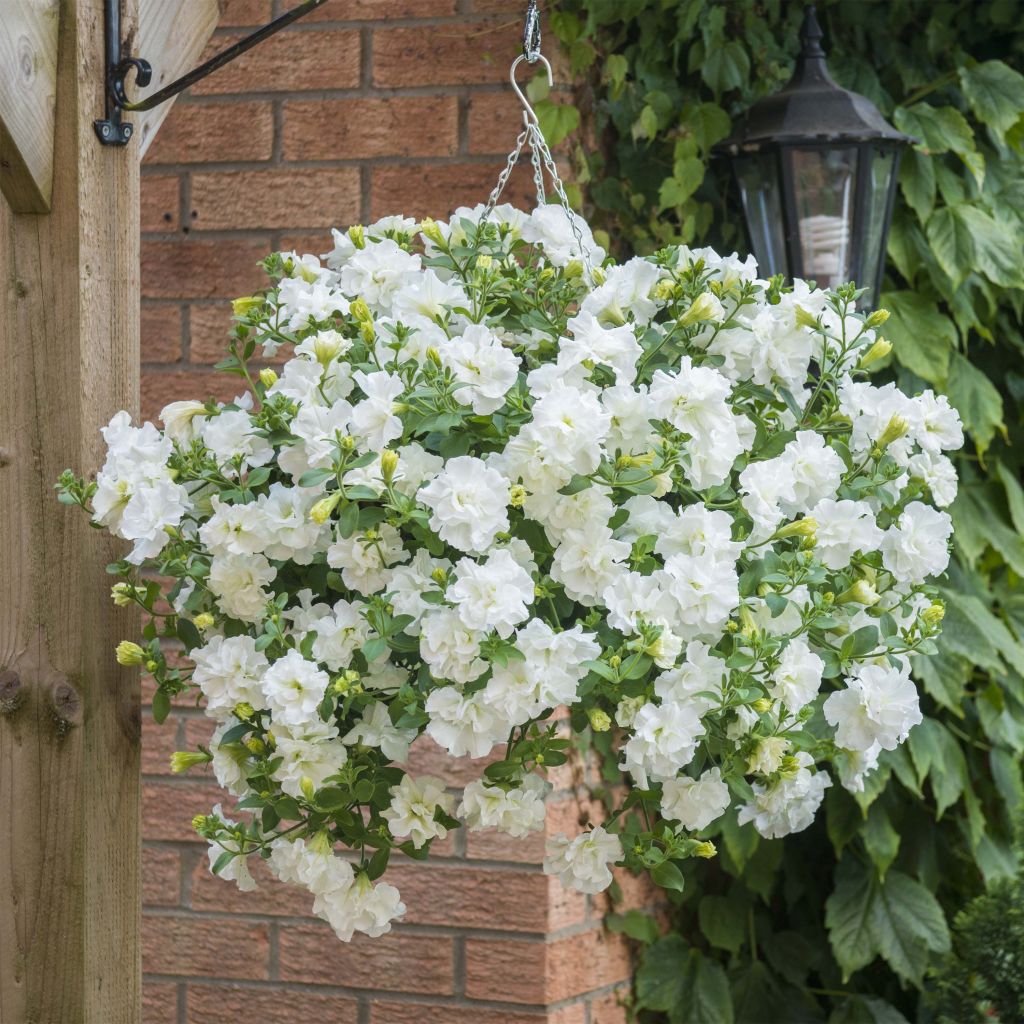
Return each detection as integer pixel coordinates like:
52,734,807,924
310,491,342,525
430,566,448,586
679,291,722,327
779,754,801,776
563,259,584,281
380,449,399,483
234,702,255,721
776,516,817,542
509,484,526,508
653,278,676,302
837,578,880,606
245,737,266,755
420,218,445,247
300,776,316,802
794,304,820,330
865,308,890,329
170,750,212,774
348,224,366,249
350,297,372,324
116,641,145,666
145,660,159,673
309,830,333,855
752,697,772,714
339,434,357,452
111,583,135,607
476,254,494,271
608,655,621,669
859,337,892,368
193,612,215,631
922,601,945,627
591,266,607,286
693,840,717,859
232,295,262,317
588,708,612,732
426,346,442,367
877,415,910,450
191,814,209,832
259,367,278,388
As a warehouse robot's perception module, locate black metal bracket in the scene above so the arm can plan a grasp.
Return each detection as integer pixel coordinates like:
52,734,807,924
95,0,329,146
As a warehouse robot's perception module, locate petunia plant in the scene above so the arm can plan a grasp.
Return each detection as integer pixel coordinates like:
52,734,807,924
59,203,959,941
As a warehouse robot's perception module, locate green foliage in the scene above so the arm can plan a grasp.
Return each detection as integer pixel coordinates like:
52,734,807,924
549,0,1024,1018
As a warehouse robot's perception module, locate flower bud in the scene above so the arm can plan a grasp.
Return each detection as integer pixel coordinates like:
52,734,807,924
837,578,880,606
191,814,210,833
115,641,145,666
563,259,584,281
779,754,801,776
426,346,443,367
339,435,357,452
738,605,760,641
615,695,645,728
476,254,493,271
776,516,817,542
922,601,945,627
300,776,316,802
794,304,820,330
876,414,910,450
380,449,399,483
420,218,445,247
170,750,212,773
234,702,255,721
865,308,890,329
608,655,621,669
348,224,366,249
679,291,723,327
350,297,372,324
232,295,262,317
591,266,607,286
310,491,342,525
259,367,278,388
360,320,376,344
309,830,333,855
588,708,612,732
245,737,266,755
111,583,137,607
752,697,772,714
653,279,676,302
693,840,717,859
430,567,448,586
509,484,526,508
145,660,159,673
858,337,892,368
193,612,215,631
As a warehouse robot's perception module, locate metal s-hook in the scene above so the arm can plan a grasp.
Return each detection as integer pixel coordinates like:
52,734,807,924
509,52,553,129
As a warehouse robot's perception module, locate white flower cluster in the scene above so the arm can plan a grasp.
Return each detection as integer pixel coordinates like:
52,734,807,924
65,202,958,938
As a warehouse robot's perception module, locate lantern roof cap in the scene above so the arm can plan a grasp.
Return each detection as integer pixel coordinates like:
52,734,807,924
714,5,914,153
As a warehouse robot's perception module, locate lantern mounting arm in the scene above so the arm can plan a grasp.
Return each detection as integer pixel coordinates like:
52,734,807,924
94,0,329,145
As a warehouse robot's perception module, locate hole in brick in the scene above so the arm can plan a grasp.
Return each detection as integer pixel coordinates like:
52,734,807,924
190,211,198,220
163,212,172,223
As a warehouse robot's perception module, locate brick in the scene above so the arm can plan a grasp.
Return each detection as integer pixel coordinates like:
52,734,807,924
142,980,179,1024
142,847,181,907
141,713,179,775
469,0,527,10
589,988,630,1024
465,796,588,865
465,927,632,1004
190,168,361,231
188,303,238,365
144,101,274,165
143,779,233,842
142,914,270,979
284,0,458,18
186,982,359,1024
142,239,270,299
369,1003,549,1024
141,304,183,364
278,924,454,994
191,29,361,95
278,232,335,258
405,734,503,789
141,370,246,423
282,97,458,161
373,22,518,88
141,174,181,232
467,90,524,155
385,861,585,932
218,0,273,26
370,161,536,220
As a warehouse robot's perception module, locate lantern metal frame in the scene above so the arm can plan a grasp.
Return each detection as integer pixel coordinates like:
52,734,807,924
713,5,915,305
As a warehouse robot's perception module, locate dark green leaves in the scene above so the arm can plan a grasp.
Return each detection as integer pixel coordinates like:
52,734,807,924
636,937,734,1023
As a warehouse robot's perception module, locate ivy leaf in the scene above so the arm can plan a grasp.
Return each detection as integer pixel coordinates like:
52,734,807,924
960,60,1024,139
700,40,750,96
535,100,580,147
895,104,983,185
925,205,974,287
699,894,747,954
899,150,935,223
908,718,968,816
687,101,732,154
997,462,1024,535
637,938,734,1023
946,351,1005,455
952,205,1024,288
635,935,689,1010
658,157,705,210
881,290,954,385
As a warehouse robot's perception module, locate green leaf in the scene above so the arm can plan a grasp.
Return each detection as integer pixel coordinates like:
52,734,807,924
862,803,900,877
997,462,1024,535
688,102,732,154
952,205,1024,288
535,100,580,147
925,205,974,287
636,935,689,1011
607,908,661,944
721,812,759,873
659,157,705,210
826,858,950,985
151,689,171,725
960,60,1024,139
700,40,750,96
946,351,1005,454
881,291,955,385
651,858,686,892
899,149,936,224
699,894,747,954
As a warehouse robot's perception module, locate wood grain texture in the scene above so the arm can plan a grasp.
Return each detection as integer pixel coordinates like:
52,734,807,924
0,0,141,1020
0,0,61,211
135,0,220,158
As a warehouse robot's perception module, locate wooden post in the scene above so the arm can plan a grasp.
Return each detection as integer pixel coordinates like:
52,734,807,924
0,0,141,1019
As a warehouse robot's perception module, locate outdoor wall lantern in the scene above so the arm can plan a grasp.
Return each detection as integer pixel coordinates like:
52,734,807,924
713,4,914,307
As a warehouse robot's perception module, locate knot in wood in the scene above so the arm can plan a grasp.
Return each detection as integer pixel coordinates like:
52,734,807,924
0,670,24,715
49,678,83,733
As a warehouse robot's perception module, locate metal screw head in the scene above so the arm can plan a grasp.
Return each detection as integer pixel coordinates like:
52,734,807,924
101,124,110,136
124,125,132,137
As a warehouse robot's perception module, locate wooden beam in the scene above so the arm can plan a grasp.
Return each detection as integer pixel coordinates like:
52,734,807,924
0,0,61,212
0,0,140,1019
135,0,220,158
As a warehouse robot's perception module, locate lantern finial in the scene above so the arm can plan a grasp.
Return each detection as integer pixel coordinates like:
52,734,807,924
799,6,826,60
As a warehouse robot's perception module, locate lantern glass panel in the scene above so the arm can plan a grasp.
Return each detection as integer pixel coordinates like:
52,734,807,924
790,146,858,289
858,147,897,298
735,152,787,277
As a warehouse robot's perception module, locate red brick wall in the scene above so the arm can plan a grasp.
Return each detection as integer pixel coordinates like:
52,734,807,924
138,3,641,1021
